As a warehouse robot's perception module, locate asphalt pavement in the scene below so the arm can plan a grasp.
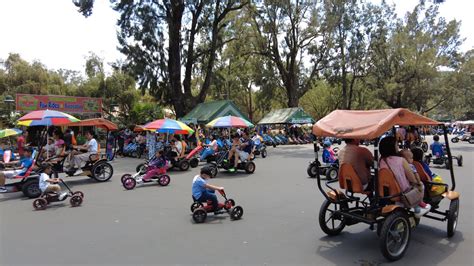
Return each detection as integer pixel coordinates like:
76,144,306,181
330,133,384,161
0,139,473,265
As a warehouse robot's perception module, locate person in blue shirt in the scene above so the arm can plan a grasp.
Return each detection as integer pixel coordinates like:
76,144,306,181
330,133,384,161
0,147,34,193
192,166,224,212
430,135,444,157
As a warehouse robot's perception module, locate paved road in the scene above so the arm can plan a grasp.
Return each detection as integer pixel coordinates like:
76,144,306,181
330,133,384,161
0,139,472,265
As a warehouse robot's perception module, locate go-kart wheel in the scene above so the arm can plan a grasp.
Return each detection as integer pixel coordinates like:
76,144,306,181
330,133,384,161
445,159,451,170
469,138,474,144
209,165,218,178
447,199,459,237
244,161,256,174
225,199,236,210
136,163,146,173
333,147,340,153
326,167,338,180
379,211,411,261
122,177,137,190
319,199,347,236
190,158,199,168
70,195,83,207
33,198,48,210
307,163,318,178
192,208,207,223
261,150,267,158
157,175,171,186
457,155,463,167
92,162,114,182
121,174,132,184
73,191,84,199
22,179,42,198
179,160,190,171
190,202,203,212
230,206,244,220
421,142,428,153
451,137,459,143
272,143,276,148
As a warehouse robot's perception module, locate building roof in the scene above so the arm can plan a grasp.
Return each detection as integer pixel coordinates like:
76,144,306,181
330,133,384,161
180,100,249,124
258,107,314,125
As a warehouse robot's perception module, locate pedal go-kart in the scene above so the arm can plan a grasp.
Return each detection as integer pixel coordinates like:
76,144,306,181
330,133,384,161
307,142,338,180
3,152,42,198
252,143,268,158
49,151,114,182
190,189,243,223
206,149,256,177
185,145,203,168
424,144,463,169
313,108,460,261
121,163,170,190
33,179,84,210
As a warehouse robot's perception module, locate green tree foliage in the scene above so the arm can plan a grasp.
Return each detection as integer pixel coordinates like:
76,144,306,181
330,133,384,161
111,0,248,117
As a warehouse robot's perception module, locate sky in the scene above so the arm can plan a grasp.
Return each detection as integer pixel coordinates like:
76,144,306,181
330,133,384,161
0,0,472,76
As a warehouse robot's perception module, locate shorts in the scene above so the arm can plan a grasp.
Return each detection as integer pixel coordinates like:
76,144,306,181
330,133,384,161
3,169,24,179
238,150,249,161
43,184,61,193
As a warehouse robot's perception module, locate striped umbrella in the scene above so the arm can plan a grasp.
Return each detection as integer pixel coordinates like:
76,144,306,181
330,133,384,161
206,115,254,128
143,118,194,134
17,110,80,126
0,128,22,139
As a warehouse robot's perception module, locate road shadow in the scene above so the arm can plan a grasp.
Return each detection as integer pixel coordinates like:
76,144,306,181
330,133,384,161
315,225,464,265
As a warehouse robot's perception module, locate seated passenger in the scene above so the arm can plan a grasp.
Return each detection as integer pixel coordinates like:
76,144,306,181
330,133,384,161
411,148,433,180
399,149,431,211
69,131,98,171
430,135,444,157
338,139,373,189
322,141,338,164
0,147,34,193
200,135,218,161
379,136,430,217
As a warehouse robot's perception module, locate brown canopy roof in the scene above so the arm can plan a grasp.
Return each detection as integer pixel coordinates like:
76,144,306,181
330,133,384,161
313,108,441,139
66,118,118,131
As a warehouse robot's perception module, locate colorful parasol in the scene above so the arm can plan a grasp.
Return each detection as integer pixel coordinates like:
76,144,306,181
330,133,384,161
17,110,80,126
143,118,194,134
206,115,254,128
0,128,22,139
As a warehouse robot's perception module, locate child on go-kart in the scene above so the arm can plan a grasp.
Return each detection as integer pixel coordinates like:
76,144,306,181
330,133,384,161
192,166,224,212
322,141,338,164
430,135,444,157
39,163,67,200
142,149,167,182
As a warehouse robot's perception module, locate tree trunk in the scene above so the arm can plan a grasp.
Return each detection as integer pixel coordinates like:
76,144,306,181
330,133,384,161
167,0,186,117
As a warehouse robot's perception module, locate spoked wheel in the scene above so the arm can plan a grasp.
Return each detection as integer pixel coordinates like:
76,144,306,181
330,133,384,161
70,195,83,207
73,191,84,199
225,199,236,210
230,206,244,220
326,167,338,181
190,158,199,168
209,165,218,178
122,177,137,190
121,174,132,184
447,199,459,237
307,163,318,178
379,211,411,261
92,162,114,182
179,160,190,171
190,202,203,212
33,198,48,210
245,162,256,174
421,142,429,153
192,208,207,223
157,175,171,186
136,163,146,173
457,155,463,167
261,150,267,158
319,199,347,236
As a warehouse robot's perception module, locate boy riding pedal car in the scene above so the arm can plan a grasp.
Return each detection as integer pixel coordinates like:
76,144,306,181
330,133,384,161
192,166,224,213
39,164,67,200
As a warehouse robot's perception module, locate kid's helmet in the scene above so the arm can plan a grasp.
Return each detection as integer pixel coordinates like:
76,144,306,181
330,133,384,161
323,140,332,148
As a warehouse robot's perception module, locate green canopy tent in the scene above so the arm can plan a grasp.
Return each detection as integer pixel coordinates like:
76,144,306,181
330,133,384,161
258,107,315,125
180,100,249,125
